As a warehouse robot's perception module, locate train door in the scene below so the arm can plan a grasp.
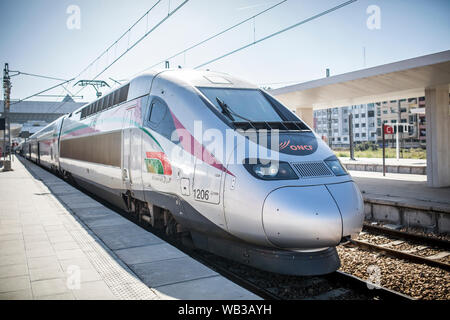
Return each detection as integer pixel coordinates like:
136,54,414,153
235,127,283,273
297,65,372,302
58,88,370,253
56,117,66,170
191,155,226,228
122,109,133,191
193,160,222,205
130,110,143,196
37,142,40,164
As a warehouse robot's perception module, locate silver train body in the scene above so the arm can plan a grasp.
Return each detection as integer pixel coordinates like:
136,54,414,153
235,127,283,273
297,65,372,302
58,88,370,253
20,69,364,275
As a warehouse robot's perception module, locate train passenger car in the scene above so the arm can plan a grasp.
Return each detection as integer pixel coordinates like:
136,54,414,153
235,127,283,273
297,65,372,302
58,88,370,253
26,69,364,275
29,117,66,170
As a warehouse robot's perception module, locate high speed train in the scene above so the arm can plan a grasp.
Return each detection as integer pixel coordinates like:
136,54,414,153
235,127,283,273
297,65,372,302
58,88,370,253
20,69,364,275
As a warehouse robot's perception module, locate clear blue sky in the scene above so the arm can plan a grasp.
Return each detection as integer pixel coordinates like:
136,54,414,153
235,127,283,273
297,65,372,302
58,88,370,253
1,0,449,103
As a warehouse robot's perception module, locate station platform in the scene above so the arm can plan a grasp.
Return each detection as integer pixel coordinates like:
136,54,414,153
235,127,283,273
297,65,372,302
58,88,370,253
0,156,259,300
340,157,426,175
350,170,450,234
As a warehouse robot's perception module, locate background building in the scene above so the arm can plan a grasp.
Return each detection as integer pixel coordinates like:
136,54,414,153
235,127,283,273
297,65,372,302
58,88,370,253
314,103,377,148
0,95,84,125
375,97,426,148
313,97,426,148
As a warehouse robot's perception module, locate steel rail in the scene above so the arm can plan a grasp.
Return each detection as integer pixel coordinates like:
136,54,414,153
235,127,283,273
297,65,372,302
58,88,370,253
349,239,450,271
363,224,450,249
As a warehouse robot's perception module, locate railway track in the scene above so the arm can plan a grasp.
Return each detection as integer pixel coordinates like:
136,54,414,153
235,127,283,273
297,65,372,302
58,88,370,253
191,250,412,300
363,224,450,248
76,190,412,300
348,225,450,271
74,184,412,300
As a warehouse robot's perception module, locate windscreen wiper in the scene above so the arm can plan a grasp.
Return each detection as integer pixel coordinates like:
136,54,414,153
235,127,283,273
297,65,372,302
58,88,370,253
216,97,235,121
215,97,253,123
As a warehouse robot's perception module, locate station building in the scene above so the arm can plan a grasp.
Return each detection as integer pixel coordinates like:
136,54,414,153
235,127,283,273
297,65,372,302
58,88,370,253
0,95,84,124
0,95,84,138
0,95,85,154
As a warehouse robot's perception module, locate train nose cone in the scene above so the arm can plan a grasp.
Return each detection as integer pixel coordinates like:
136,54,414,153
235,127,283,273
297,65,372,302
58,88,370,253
326,182,364,238
263,185,343,249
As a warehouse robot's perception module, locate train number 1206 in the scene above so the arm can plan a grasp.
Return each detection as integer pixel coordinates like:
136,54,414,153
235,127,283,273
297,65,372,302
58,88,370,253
193,189,210,201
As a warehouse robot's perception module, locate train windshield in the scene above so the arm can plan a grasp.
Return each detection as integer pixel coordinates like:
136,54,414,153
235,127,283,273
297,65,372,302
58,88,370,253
198,88,283,122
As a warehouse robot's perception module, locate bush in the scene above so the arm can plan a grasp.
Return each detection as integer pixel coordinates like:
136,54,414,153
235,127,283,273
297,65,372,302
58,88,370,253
354,141,378,152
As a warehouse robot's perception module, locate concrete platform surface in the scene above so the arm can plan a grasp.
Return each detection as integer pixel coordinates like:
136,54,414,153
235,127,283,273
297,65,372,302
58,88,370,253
340,157,426,167
351,170,450,233
0,156,260,300
340,157,426,175
351,170,449,208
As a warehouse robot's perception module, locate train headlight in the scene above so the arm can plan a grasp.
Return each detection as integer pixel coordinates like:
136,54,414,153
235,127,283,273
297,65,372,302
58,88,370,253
324,156,348,176
244,159,298,180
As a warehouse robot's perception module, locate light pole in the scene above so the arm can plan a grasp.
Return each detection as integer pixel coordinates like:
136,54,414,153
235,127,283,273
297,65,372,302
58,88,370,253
349,113,355,160
2,63,12,171
396,100,401,161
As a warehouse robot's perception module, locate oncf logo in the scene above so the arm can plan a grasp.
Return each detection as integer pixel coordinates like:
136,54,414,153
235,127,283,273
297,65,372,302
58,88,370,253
279,140,290,150
279,140,313,151
289,144,313,151
276,133,318,156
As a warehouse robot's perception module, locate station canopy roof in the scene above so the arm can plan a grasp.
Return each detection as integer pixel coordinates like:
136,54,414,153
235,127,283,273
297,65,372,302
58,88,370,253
0,99,84,114
270,50,450,110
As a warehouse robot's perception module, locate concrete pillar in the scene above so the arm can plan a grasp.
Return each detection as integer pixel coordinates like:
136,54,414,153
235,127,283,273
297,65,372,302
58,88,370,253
425,84,450,187
295,107,314,128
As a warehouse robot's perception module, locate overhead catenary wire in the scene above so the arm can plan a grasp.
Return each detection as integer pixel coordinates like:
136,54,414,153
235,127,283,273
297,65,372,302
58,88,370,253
61,84,77,98
91,0,189,82
130,0,288,78
11,78,75,105
6,71,73,105
195,0,357,69
51,0,190,113
9,0,183,109
44,0,168,112
9,71,69,82
75,0,163,79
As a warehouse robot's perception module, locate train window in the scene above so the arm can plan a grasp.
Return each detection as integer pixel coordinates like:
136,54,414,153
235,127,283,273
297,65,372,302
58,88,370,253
118,84,129,103
198,88,283,122
108,93,114,107
112,90,120,106
99,97,105,111
101,97,107,110
105,94,111,109
102,96,108,110
147,98,176,141
107,94,113,108
149,99,167,127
